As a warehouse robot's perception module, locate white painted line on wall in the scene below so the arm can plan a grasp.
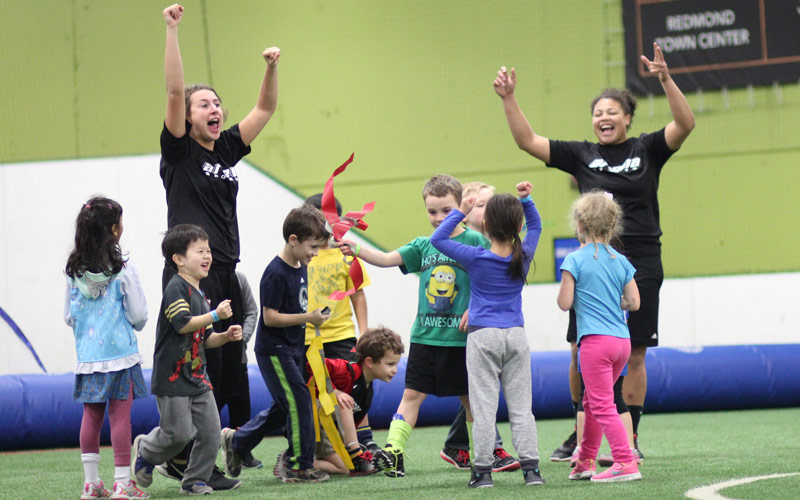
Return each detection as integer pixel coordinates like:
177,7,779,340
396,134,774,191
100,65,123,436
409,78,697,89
685,472,799,500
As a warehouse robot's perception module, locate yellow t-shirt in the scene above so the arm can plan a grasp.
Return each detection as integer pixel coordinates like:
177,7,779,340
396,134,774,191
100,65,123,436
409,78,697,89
304,247,371,344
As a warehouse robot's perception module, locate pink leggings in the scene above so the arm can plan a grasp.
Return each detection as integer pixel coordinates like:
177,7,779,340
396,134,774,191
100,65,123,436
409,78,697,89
578,335,634,463
80,382,134,467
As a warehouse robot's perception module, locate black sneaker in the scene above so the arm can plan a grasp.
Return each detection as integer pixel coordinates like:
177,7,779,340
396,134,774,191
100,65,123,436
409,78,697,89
383,446,405,478
156,458,187,482
549,430,577,462
633,434,645,460
492,447,520,472
281,468,330,483
440,447,471,470
220,427,242,477
468,469,493,488
349,448,378,477
207,466,241,491
523,466,546,486
241,454,263,469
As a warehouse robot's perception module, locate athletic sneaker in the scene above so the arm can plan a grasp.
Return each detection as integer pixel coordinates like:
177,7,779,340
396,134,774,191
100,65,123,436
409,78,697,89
81,481,110,499
281,468,330,483
179,482,213,495
633,434,645,460
568,458,596,480
130,435,154,488
350,448,378,476
111,480,150,499
522,466,546,486
591,461,642,482
155,459,185,481
369,448,393,471
468,469,493,488
272,449,287,478
550,430,577,462
440,447,471,469
569,446,581,468
207,466,241,490
241,454,263,469
492,447,520,472
383,446,405,478
220,427,242,477
597,453,614,467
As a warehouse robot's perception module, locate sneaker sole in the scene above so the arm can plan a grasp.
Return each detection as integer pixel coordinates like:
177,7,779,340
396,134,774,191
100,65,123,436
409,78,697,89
591,472,642,483
439,450,470,470
569,471,595,480
550,453,575,462
220,428,241,478
384,470,405,478
468,483,494,488
281,476,330,483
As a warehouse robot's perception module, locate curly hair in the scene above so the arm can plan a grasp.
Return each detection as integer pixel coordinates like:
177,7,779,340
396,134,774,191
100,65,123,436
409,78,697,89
570,191,624,259
356,326,405,364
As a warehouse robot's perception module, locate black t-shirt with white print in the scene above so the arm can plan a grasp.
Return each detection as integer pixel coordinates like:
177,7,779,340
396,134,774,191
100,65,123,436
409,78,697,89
547,128,675,256
160,122,251,264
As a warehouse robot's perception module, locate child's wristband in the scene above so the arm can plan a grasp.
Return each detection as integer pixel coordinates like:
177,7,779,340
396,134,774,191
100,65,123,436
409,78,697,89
354,243,361,257
519,194,532,203
211,310,220,322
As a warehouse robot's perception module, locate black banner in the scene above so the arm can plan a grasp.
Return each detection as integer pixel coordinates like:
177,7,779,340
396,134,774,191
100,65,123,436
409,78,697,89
623,0,800,95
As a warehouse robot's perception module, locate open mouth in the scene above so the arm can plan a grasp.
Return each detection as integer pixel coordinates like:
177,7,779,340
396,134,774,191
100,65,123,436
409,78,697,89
208,119,220,134
437,288,449,296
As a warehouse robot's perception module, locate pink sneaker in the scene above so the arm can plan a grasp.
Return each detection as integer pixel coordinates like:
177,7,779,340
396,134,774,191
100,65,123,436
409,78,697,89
591,461,642,482
81,481,110,499
111,480,150,499
568,458,596,480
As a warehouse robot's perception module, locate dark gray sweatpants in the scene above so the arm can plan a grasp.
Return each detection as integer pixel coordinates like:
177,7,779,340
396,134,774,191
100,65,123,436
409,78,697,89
138,391,220,487
467,326,539,471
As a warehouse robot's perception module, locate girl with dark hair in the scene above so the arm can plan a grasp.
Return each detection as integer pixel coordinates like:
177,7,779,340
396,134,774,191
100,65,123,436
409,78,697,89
65,197,149,499
158,4,281,487
494,43,695,460
431,181,544,489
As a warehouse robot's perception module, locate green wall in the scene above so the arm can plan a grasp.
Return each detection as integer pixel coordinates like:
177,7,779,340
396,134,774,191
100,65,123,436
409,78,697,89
3,0,797,281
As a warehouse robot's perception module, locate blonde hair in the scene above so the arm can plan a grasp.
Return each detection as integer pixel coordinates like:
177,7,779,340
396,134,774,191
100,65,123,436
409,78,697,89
570,191,623,259
461,181,495,199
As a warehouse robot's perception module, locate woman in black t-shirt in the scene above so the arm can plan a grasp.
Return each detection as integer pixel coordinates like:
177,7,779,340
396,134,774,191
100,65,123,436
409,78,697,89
158,4,281,486
493,43,694,461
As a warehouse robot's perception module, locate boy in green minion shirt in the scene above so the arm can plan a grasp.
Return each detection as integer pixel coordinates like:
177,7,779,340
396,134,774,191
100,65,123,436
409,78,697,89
339,174,487,477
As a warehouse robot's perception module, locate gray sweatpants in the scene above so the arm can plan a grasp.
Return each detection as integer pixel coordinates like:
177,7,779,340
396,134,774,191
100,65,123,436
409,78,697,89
467,326,539,472
139,391,220,487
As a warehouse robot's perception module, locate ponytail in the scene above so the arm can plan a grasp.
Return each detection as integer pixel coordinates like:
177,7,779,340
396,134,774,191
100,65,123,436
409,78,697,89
508,234,526,282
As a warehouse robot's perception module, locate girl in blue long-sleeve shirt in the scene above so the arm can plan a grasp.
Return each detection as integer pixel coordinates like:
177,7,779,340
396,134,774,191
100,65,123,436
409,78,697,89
431,181,543,490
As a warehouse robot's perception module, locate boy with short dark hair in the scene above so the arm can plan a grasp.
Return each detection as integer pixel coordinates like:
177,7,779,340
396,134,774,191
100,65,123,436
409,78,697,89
220,204,332,483
339,174,487,478
307,326,405,476
131,224,243,495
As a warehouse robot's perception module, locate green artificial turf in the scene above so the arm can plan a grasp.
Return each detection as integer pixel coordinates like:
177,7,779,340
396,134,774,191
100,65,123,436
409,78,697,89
2,408,798,499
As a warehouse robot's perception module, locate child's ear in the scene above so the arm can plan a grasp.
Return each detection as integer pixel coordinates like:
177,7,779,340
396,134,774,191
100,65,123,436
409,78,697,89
363,356,374,369
172,253,183,268
288,234,299,246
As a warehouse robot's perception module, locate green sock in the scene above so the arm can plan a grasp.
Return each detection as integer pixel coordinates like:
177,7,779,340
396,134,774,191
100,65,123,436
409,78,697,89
386,419,413,452
466,420,474,458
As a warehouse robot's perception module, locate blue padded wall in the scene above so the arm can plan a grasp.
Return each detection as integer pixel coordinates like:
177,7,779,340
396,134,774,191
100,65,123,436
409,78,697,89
2,345,799,450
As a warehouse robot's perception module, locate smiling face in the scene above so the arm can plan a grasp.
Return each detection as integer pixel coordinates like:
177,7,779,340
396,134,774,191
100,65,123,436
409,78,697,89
365,351,402,383
592,98,630,145
425,193,459,229
187,89,224,147
175,238,212,284
289,236,326,267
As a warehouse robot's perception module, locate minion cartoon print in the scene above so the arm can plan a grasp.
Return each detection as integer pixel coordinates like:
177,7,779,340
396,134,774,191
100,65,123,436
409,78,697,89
425,265,459,312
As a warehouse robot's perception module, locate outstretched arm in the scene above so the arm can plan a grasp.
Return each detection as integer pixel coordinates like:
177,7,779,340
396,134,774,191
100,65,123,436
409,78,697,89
335,241,404,268
163,4,186,138
641,43,695,150
493,66,551,164
239,47,281,146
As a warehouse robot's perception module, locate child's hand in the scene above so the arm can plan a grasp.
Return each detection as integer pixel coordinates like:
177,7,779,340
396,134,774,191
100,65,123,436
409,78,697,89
163,4,183,27
516,181,532,199
335,389,355,410
493,66,516,97
459,309,469,332
333,239,356,257
216,299,233,320
226,325,243,342
263,47,281,67
308,307,331,326
460,195,476,215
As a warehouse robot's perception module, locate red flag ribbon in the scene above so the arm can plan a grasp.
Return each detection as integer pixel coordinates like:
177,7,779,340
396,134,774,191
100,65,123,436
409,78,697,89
320,153,374,300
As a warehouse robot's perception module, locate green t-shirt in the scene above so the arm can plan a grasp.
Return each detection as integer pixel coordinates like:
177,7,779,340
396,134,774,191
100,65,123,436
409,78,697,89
397,228,488,346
